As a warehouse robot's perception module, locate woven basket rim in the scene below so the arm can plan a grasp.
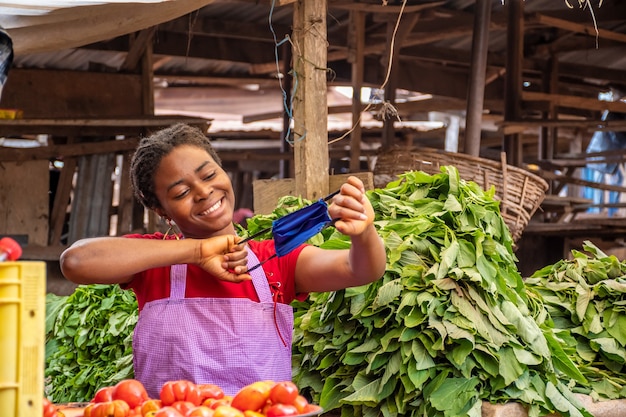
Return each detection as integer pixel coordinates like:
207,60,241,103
373,146,549,242
378,146,549,192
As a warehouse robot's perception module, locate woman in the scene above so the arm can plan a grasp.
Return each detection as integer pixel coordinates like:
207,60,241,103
60,123,387,397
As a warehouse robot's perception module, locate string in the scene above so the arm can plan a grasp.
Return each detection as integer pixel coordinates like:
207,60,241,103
269,0,305,145
328,0,407,145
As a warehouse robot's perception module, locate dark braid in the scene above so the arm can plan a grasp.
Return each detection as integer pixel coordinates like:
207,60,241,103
130,123,222,210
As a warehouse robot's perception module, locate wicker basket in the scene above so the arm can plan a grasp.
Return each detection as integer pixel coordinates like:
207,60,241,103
373,147,549,242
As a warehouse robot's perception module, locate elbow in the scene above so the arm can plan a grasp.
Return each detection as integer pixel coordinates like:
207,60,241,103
59,245,88,284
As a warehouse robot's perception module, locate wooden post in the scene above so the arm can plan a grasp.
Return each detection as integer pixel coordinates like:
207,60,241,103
349,10,365,173
503,0,524,166
292,0,329,200
464,0,492,157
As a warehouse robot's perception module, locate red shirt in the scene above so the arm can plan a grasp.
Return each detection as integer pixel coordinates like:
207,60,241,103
122,233,306,311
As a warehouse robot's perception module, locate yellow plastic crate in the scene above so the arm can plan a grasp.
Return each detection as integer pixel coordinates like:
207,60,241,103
0,262,46,417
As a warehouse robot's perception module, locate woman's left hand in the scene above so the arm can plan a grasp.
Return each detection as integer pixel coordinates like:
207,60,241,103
327,176,374,237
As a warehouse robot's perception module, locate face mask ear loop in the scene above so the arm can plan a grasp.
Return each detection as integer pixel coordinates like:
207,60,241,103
163,218,180,240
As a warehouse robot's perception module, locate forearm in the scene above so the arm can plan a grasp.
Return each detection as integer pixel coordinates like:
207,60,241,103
60,237,200,284
348,225,387,284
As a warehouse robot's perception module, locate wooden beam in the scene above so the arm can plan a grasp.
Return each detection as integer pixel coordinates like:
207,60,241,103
292,0,329,200
0,138,140,162
529,13,626,44
0,116,210,137
499,119,626,135
348,10,365,172
522,91,626,113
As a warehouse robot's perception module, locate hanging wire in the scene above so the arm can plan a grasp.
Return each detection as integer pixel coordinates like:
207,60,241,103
328,0,407,145
269,0,305,145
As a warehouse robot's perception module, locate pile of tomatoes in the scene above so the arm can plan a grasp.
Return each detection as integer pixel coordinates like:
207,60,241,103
43,379,321,417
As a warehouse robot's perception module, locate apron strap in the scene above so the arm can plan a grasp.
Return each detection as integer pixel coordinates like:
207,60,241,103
170,264,187,299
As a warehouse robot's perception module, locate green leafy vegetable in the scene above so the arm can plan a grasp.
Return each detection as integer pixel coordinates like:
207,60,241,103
291,168,593,417
45,284,137,402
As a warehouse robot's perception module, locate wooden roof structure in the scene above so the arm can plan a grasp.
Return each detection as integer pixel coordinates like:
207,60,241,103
1,0,626,265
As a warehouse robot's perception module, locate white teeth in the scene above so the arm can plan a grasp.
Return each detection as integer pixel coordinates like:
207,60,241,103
201,199,222,216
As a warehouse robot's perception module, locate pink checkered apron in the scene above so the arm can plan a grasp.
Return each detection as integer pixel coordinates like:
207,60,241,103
132,250,294,397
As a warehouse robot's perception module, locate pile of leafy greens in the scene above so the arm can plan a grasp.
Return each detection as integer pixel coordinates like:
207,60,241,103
258,169,594,417
45,284,136,402
525,242,626,401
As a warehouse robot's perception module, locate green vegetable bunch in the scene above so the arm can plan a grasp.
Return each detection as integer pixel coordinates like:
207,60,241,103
526,241,626,400
291,168,591,417
45,284,137,402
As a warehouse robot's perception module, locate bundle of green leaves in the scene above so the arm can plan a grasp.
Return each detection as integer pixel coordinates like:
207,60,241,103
526,242,626,401
287,168,592,417
45,284,137,403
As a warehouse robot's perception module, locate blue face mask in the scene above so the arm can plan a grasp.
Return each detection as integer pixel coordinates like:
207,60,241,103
244,190,339,272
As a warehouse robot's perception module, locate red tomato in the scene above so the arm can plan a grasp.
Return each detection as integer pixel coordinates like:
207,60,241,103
268,382,299,405
114,379,150,409
197,384,224,401
141,399,163,416
264,404,299,417
93,386,115,403
160,380,203,406
91,399,131,417
202,398,231,410
154,406,185,417
186,406,215,417
212,405,245,417
242,411,264,417
42,397,57,417
292,396,309,414
230,381,273,412
172,401,196,415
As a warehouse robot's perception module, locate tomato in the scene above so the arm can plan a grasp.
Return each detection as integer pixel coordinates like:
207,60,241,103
212,405,244,417
264,404,299,417
197,384,224,401
114,379,150,409
268,382,299,405
90,399,131,417
302,404,322,414
43,397,57,417
291,395,309,414
93,386,116,403
230,381,273,412
202,398,231,410
160,381,203,406
186,406,215,417
141,399,162,416
154,406,185,417
172,401,196,415
242,411,265,417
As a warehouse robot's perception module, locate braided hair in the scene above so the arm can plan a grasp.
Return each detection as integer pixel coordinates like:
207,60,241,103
130,123,222,210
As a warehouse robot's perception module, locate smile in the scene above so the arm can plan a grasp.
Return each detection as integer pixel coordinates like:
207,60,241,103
199,199,222,216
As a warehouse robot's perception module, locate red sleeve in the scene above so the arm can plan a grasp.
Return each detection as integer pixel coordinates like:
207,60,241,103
247,240,308,303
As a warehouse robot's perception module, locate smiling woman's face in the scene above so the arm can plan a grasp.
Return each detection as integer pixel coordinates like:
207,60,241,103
153,144,236,238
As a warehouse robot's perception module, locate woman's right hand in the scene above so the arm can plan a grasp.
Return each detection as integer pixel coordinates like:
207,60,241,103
196,235,251,282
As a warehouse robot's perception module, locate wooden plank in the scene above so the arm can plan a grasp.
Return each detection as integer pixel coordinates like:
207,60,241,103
0,160,49,246
529,13,626,44
0,116,211,137
1,69,143,118
116,152,136,235
539,169,626,193
67,153,116,243
252,173,374,215
292,0,329,200
522,91,626,113
49,157,77,245
253,178,295,214
499,118,626,134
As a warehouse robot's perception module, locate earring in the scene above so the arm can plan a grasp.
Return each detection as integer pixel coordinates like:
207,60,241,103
163,218,180,240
